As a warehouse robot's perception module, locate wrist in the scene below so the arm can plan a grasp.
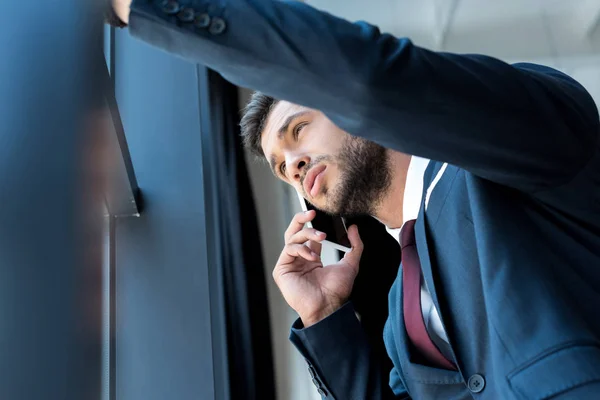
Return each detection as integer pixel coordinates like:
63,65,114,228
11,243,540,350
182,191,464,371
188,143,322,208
301,303,344,328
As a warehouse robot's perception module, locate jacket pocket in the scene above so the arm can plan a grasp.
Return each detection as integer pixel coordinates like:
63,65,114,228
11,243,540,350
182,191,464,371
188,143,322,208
507,342,600,400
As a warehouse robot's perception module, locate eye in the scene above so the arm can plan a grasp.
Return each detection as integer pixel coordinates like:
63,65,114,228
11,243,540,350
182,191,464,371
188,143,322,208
293,122,308,139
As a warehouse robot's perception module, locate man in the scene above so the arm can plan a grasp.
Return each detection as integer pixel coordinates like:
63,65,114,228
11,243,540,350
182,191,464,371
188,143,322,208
111,0,600,398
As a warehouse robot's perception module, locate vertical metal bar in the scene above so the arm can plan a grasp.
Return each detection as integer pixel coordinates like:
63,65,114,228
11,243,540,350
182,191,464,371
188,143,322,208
197,65,231,400
110,26,116,86
110,216,118,400
103,25,141,217
103,213,110,400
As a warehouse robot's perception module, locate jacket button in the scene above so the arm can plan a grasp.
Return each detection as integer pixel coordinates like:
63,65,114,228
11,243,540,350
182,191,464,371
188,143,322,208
209,17,227,35
317,387,327,396
160,0,180,15
177,7,195,22
468,374,485,393
194,13,211,29
308,366,316,379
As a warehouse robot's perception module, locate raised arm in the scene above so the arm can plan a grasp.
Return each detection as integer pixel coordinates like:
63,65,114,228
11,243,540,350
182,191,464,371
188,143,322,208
126,0,599,192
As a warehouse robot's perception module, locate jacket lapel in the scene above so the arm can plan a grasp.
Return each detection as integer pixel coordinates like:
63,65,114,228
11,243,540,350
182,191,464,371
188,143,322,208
414,161,459,364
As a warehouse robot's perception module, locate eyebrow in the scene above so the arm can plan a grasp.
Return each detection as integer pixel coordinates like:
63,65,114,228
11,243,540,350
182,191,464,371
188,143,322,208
269,155,278,175
268,110,311,174
278,111,310,139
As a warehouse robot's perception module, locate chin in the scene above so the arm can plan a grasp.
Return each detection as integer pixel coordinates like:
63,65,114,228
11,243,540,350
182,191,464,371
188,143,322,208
321,197,344,216
311,198,329,212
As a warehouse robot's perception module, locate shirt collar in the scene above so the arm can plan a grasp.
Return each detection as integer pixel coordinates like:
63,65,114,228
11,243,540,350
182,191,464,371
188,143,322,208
385,156,430,243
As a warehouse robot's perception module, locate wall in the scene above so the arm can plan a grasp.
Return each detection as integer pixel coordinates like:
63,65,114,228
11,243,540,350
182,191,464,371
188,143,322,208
112,30,224,400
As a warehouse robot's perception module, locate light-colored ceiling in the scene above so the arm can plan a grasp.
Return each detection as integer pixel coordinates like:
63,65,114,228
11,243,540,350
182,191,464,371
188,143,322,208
303,0,600,108
306,0,600,62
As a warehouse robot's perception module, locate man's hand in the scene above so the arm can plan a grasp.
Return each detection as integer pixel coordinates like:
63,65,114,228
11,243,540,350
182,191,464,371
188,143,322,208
273,210,363,328
112,0,132,25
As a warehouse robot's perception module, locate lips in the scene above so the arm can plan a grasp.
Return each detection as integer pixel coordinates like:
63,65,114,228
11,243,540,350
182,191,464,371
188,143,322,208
303,164,327,198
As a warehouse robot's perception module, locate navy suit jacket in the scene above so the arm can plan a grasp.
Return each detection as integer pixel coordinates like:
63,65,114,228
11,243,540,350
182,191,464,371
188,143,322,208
128,0,600,398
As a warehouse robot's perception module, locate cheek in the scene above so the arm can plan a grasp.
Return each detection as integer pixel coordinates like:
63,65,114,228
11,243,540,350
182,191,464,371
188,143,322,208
308,125,346,155
324,165,341,188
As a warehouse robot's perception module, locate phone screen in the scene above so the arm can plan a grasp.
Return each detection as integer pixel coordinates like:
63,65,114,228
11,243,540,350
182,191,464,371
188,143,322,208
302,199,352,250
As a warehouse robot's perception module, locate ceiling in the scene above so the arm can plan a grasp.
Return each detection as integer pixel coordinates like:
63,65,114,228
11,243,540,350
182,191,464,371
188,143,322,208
306,0,600,62
304,0,600,100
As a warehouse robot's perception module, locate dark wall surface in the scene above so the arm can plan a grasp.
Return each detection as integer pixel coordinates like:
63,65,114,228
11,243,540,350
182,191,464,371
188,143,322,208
113,30,224,400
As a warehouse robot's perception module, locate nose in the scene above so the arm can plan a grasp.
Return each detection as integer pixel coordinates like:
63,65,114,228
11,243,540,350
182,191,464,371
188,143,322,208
286,153,310,182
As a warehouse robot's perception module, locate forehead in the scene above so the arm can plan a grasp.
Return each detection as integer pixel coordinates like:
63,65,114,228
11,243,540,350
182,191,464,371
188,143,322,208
260,101,308,158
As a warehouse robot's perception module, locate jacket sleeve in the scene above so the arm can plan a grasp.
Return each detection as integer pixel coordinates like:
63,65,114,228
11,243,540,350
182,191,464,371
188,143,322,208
289,302,408,399
128,0,599,193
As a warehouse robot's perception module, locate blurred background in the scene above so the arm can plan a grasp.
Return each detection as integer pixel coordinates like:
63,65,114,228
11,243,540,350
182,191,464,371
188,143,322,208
1,1,598,400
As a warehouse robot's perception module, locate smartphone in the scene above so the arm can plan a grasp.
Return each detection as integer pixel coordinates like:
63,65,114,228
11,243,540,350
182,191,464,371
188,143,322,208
296,191,352,253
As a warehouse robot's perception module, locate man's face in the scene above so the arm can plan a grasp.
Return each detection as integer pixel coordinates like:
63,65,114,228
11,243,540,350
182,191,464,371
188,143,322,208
261,101,391,217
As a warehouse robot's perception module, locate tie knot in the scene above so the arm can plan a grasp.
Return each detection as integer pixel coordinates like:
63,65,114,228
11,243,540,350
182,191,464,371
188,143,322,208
400,219,417,249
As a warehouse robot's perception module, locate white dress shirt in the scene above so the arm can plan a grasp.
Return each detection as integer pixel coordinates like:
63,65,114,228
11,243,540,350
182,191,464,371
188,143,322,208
384,157,452,355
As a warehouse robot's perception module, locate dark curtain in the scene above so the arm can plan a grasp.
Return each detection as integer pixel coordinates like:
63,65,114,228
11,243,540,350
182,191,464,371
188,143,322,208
202,67,395,400
204,69,276,400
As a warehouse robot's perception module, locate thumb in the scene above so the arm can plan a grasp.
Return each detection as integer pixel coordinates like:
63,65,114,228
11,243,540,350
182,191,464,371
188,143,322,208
342,225,363,267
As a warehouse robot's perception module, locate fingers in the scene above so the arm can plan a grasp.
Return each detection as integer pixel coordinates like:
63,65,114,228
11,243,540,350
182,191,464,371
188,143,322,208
307,239,322,255
342,225,364,267
284,212,325,257
288,227,326,246
284,210,316,243
275,212,325,276
276,243,321,267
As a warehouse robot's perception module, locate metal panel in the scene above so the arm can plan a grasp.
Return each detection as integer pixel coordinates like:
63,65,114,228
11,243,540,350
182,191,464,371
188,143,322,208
112,27,223,400
102,60,141,218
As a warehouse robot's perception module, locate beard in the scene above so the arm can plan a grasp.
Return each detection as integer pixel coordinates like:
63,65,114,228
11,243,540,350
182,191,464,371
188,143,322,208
324,136,391,217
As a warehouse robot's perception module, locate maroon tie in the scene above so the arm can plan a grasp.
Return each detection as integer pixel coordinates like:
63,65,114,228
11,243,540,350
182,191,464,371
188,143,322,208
401,219,457,371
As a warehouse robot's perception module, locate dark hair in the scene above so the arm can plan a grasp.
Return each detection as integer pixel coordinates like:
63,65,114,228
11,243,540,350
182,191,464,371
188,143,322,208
240,91,279,158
